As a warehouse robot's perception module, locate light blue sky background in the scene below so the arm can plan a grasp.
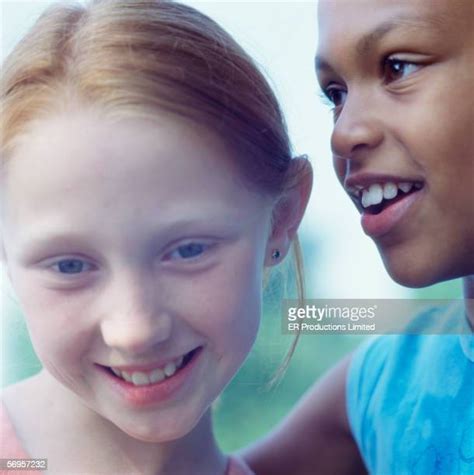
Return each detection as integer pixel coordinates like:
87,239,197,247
0,1,413,299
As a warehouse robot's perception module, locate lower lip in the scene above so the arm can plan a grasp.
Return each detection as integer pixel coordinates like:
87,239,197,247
96,348,203,407
361,189,424,238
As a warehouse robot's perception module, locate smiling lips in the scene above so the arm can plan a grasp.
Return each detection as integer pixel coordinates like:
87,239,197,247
110,355,185,386
358,181,422,209
345,178,425,238
347,180,423,211
107,348,198,387
100,347,202,406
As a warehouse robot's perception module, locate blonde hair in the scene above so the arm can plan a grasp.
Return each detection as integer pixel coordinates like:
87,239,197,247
1,0,307,377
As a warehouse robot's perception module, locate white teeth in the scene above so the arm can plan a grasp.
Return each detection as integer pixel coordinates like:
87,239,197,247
359,181,422,208
369,184,383,205
398,182,413,193
149,368,166,384
362,184,383,208
383,182,398,200
164,362,177,377
361,191,370,208
110,353,188,386
121,371,132,383
111,368,122,377
131,372,150,386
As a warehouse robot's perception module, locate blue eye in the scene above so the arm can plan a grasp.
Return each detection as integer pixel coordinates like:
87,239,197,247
53,259,90,274
383,58,420,82
168,243,208,261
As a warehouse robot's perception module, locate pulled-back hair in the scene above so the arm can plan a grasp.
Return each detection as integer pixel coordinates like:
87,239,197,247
1,0,307,378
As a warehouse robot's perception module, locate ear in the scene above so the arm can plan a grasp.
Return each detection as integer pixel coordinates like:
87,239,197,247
265,157,313,266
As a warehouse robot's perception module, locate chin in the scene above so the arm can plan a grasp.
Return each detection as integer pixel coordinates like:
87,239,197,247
387,269,439,288
376,235,474,289
120,404,208,444
382,254,468,289
117,419,191,443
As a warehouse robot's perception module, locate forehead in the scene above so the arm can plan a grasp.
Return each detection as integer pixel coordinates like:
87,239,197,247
7,111,230,185
1,111,255,233
317,0,473,55
0,111,274,263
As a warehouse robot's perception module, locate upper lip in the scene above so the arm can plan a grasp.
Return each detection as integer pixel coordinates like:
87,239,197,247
101,347,199,372
344,173,424,196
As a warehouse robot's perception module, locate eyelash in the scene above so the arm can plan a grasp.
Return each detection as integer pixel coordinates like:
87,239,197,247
320,87,346,110
382,57,421,83
163,242,212,262
320,56,422,109
318,90,336,110
49,258,96,276
48,241,212,276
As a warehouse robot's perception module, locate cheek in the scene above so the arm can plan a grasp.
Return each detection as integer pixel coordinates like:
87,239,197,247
333,157,346,185
409,63,474,167
174,249,263,358
408,88,474,213
10,270,92,374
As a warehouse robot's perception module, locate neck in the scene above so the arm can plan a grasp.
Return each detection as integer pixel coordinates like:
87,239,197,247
38,372,227,475
463,275,474,331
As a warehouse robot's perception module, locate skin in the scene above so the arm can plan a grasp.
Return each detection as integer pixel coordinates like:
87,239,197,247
244,0,473,473
0,107,311,475
317,0,474,289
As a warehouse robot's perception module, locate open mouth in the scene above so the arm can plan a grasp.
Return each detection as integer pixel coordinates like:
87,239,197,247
103,347,201,387
354,181,424,215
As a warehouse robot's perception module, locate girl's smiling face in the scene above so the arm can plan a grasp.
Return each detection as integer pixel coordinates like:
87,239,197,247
316,0,474,286
1,109,275,441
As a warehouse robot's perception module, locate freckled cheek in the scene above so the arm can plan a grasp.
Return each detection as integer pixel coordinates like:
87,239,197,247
175,262,262,358
12,281,94,372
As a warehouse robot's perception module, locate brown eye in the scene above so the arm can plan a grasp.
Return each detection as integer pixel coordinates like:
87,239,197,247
324,86,347,107
383,58,420,83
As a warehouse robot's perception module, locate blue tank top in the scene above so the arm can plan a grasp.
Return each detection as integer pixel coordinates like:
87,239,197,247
347,303,474,474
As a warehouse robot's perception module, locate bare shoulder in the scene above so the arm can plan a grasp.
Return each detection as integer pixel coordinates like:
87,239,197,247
243,353,367,475
300,351,354,431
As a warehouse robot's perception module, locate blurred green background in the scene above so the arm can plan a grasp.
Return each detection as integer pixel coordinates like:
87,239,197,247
216,273,463,450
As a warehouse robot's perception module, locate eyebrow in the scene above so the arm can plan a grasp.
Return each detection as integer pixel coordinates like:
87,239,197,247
18,233,99,262
315,13,447,74
355,14,446,56
314,55,332,74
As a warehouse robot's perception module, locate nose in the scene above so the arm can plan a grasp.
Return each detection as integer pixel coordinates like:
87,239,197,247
330,90,384,165
100,271,172,355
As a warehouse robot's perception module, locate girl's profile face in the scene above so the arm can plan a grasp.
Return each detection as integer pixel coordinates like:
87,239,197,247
316,0,474,286
1,109,272,441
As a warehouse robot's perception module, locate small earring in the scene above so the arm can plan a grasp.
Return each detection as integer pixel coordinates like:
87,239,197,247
271,249,281,260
